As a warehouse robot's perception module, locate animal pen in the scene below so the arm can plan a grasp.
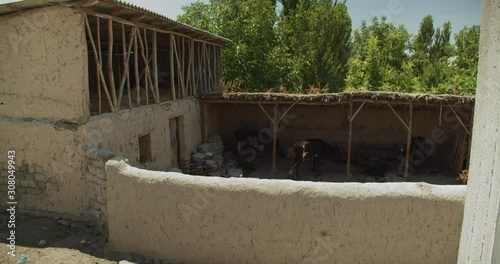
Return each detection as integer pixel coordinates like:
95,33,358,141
200,92,474,182
0,1,478,263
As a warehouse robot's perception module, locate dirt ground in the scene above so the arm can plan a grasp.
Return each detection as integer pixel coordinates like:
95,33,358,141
242,153,458,185
0,212,159,264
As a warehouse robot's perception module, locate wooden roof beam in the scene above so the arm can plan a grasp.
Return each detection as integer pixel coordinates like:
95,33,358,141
81,0,99,7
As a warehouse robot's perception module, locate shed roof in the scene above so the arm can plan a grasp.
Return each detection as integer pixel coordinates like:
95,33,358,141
200,91,475,106
0,0,231,46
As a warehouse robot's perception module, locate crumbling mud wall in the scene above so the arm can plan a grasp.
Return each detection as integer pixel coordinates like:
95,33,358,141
106,159,466,264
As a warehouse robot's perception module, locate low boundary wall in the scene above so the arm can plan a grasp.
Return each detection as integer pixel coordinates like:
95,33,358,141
106,159,466,264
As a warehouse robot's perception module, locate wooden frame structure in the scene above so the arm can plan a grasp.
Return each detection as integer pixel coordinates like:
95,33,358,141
79,4,226,115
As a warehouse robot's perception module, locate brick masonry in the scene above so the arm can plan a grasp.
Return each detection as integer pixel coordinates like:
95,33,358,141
85,146,128,235
0,160,56,198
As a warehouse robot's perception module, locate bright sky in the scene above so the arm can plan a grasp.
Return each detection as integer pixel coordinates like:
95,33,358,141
124,0,482,35
0,0,482,35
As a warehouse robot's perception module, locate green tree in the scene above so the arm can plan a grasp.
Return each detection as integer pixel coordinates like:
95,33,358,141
281,0,352,92
436,25,480,95
178,0,279,91
345,17,414,91
411,16,456,91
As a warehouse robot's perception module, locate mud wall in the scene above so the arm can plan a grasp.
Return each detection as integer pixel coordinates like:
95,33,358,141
0,6,90,215
83,98,202,171
0,6,89,120
106,159,466,264
0,121,89,216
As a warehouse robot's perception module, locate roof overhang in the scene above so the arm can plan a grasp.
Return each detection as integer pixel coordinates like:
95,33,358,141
0,0,231,46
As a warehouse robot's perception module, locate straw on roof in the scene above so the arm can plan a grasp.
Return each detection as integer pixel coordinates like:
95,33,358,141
200,91,475,105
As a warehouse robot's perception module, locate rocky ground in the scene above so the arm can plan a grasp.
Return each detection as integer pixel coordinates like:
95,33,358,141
0,212,172,264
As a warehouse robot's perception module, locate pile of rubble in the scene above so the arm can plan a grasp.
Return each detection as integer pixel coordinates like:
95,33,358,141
188,134,243,177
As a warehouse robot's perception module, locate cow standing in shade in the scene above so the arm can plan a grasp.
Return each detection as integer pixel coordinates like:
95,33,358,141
288,139,339,180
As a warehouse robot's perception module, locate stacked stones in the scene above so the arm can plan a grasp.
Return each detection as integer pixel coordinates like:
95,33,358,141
189,134,225,176
189,152,206,175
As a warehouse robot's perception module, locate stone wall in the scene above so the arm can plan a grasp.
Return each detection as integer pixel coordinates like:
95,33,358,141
85,147,122,233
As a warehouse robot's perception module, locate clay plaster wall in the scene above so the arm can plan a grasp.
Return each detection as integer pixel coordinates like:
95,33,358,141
0,120,89,216
0,6,89,121
106,159,466,264
83,98,201,171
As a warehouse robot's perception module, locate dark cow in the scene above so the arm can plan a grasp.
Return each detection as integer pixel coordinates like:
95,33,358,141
287,139,339,180
397,136,428,176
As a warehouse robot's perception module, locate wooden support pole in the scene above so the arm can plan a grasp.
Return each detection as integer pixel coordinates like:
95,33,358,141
170,34,176,100
347,101,353,176
136,28,157,103
386,101,410,132
197,43,202,94
143,29,149,105
108,19,117,107
272,104,278,172
117,25,135,110
404,102,413,178
153,30,159,103
466,106,474,169
190,39,195,97
96,16,101,114
346,101,366,176
447,102,472,135
134,27,140,107
84,14,114,112
203,102,208,141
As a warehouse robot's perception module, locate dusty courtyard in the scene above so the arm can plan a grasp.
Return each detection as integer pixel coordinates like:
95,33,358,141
0,212,171,264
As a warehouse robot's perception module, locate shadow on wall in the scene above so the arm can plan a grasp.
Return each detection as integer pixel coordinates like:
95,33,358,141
105,159,466,264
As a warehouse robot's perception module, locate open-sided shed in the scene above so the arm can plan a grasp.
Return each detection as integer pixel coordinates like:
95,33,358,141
200,92,475,179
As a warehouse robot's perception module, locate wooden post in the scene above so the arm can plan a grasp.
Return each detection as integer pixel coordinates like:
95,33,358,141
347,101,353,176
134,27,140,107
117,24,135,109
153,30,159,103
190,39,195,97
272,104,278,172
203,102,208,141
170,34,176,100
96,16,101,114
84,14,114,112
144,29,149,105
404,102,413,178
136,28,157,103
108,19,117,108
346,100,366,176
466,106,474,169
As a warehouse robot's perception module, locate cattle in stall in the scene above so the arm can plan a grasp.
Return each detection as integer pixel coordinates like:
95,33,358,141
287,139,339,180
397,136,428,176
361,157,387,180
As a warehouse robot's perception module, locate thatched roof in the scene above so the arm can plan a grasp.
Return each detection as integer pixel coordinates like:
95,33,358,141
0,0,231,46
200,92,475,106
